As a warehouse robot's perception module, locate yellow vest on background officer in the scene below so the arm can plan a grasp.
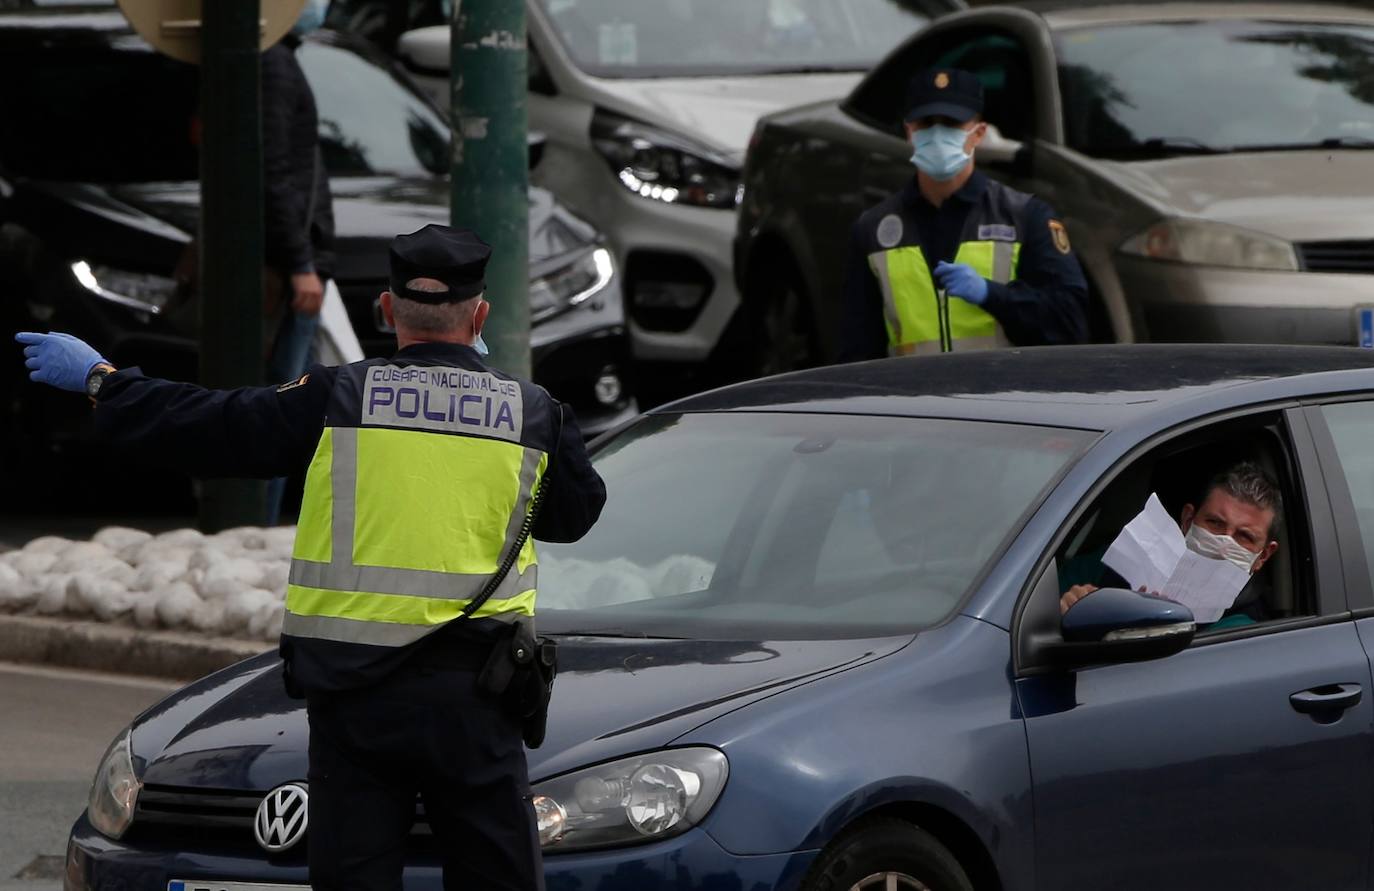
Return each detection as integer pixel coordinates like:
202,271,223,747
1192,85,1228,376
19,224,607,891
839,67,1089,361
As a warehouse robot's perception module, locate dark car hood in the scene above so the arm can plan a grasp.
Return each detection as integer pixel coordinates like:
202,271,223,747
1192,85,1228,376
132,634,909,791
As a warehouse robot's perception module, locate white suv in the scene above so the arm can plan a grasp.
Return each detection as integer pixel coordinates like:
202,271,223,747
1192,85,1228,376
396,0,962,379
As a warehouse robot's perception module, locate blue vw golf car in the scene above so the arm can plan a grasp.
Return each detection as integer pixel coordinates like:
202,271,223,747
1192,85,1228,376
67,346,1374,890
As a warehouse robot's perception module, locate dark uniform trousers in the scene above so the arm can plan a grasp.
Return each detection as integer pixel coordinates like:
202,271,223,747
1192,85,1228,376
306,660,544,891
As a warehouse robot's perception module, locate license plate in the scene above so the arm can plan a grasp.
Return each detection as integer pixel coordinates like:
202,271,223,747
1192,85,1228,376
169,882,309,891
1358,306,1374,348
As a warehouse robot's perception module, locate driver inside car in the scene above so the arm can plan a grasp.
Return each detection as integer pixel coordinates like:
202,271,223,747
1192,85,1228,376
1060,462,1282,631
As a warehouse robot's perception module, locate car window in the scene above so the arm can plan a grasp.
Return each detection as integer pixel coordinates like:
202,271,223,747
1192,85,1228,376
538,411,1092,639
847,27,1036,139
1054,416,1316,634
1055,20,1374,156
1317,402,1374,584
535,0,945,78
297,39,450,177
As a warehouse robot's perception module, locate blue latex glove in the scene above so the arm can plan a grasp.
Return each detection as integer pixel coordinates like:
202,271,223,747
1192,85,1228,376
15,331,108,393
933,261,989,306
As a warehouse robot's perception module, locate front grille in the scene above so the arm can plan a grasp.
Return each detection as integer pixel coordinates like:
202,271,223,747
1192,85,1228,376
132,785,436,849
1298,240,1374,274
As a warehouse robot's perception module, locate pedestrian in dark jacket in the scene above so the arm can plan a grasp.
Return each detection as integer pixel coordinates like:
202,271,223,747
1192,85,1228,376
261,18,334,382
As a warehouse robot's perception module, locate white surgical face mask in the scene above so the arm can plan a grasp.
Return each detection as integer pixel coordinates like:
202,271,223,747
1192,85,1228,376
1185,523,1261,572
910,124,975,181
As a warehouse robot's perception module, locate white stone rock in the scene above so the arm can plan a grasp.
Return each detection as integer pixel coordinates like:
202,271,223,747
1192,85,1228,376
259,562,291,595
0,563,32,612
93,527,153,553
188,546,228,573
188,598,227,634
154,583,202,629
248,600,285,640
10,551,57,578
153,528,205,548
132,593,160,629
71,575,136,621
22,536,70,555
50,542,115,573
223,588,276,635
35,574,75,615
132,561,186,592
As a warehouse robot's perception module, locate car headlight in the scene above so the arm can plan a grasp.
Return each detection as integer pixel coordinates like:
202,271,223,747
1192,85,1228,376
530,247,614,324
87,727,141,840
592,109,741,209
1120,219,1298,271
532,747,728,852
71,260,178,316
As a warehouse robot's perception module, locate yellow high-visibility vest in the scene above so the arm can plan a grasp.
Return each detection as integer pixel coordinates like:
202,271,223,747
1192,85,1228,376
868,239,1020,356
283,361,550,650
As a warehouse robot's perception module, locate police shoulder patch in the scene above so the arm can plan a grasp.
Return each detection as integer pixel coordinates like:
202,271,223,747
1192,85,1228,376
276,373,310,393
1048,220,1071,255
876,214,904,249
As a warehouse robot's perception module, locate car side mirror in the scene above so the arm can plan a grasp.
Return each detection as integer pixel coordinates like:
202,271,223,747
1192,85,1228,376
1052,587,1196,668
978,123,1025,167
528,131,547,170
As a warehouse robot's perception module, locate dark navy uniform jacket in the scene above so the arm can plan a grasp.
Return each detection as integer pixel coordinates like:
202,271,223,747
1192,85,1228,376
90,341,607,690
839,172,1090,362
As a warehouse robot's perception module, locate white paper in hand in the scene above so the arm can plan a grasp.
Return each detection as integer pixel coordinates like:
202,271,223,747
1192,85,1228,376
1100,492,1251,624
1102,493,1184,594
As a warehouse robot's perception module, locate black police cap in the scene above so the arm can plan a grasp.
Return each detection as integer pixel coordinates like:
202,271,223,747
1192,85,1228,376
388,224,491,304
905,68,984,124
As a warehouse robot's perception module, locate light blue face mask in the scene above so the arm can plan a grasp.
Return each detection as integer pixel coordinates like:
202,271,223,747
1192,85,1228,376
474,333,490,356
291,0,329,36
910,124,975,181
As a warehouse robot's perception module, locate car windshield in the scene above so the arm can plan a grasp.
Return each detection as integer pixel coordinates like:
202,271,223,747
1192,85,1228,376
538,412,1093,640
1055,20,1374,157
0,33,447,182
297,38,450,177
535,0,946,78
1056,20,1374,157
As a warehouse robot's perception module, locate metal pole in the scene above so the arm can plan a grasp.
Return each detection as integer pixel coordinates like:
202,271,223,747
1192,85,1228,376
199,0,266,532
451,0,530,377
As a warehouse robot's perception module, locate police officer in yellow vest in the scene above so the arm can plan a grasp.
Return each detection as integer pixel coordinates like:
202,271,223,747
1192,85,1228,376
15,225,606,890
838,68,1089,361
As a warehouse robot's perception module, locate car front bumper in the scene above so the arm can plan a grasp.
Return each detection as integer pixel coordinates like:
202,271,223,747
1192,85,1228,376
1118,256,1374,344
65,813,817,891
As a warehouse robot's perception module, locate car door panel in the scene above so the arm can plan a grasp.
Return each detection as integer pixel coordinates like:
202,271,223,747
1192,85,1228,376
1019,622,1374,890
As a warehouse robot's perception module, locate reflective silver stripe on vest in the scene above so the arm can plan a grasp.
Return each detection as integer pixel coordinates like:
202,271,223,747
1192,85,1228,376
289,426,544,607
868,252,901,336
281,607,522,649
992,241,1015,284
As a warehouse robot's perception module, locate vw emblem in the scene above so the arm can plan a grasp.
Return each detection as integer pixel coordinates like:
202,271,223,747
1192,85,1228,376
254,783,309,853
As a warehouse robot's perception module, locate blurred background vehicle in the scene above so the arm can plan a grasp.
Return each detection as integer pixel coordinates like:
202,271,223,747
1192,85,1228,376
0,8,635,482
329,0,966,400
736,0,1374,370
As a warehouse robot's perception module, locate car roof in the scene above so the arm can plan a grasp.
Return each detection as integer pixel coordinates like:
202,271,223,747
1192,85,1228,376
993,1,1374,29
658,345,1374,431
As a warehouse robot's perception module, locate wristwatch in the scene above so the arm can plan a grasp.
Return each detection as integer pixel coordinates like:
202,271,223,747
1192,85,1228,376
85,363,117,400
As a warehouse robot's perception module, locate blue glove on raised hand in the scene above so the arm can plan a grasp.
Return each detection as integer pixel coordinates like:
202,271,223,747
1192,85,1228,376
15,331,108,393
933,261,989,306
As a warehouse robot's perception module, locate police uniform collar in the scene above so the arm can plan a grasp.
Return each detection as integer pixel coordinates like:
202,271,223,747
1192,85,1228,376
392,341,485,362
904,171,988,209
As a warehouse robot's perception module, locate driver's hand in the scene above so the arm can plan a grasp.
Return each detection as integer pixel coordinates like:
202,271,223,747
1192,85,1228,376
1060,584,1098,615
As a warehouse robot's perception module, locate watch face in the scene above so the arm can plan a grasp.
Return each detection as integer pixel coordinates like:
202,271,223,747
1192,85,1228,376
86,366,109,398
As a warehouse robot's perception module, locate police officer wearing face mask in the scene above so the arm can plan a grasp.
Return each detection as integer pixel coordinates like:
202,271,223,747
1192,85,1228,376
15,225,607,891
838,68,1090,362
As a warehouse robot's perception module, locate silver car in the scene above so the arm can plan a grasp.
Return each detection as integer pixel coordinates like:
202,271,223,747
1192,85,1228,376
396,0,964,375
737,1,1374,359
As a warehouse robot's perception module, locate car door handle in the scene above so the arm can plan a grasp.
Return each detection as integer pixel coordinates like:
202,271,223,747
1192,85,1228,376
1290,683,1363,715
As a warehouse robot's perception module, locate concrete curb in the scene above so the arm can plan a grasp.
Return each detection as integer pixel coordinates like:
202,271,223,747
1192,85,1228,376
0,614,270,682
